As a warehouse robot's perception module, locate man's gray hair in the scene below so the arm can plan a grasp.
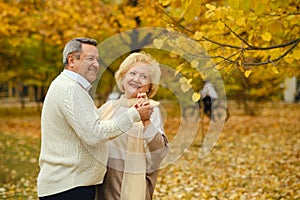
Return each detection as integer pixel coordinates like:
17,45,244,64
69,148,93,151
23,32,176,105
62,38,98,66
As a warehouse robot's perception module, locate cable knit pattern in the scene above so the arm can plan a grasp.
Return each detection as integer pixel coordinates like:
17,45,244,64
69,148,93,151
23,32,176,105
37,73,140,197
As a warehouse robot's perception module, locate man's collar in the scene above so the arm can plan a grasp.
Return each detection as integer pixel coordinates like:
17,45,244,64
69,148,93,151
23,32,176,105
62,69,92,91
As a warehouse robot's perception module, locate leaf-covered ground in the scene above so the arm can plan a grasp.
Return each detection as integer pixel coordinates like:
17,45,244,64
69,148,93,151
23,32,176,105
0,102,299,199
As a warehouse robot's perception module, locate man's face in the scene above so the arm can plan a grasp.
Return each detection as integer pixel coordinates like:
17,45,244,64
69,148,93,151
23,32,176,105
73,44,100,83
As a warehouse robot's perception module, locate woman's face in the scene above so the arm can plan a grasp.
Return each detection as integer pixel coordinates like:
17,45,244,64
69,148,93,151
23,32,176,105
122,62,151,98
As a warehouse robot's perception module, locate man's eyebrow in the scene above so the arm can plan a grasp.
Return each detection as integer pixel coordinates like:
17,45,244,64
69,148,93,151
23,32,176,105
86,55,100,59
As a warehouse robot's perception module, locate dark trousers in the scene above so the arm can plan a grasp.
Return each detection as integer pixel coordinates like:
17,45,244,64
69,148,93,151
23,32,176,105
202,96,212,117
39,185,96,200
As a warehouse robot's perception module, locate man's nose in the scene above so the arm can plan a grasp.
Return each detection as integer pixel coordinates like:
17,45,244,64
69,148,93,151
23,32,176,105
93,59,100,67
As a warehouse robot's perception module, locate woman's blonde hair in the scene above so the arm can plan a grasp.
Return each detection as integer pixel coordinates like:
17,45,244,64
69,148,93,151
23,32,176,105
115,52,161,98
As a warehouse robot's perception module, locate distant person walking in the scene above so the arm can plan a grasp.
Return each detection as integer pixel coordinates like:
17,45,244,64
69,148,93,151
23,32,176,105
200,81,218,118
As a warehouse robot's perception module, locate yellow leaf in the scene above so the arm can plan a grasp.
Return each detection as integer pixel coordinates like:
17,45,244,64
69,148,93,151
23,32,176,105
244,70,252,78
239,65,245,72
292,49,300,60
227,0,240,9
159,0,171,6
175,63,184,76
236,17,245,26
203,41,211,50
240,0,251,11
205,4,216,10
179,77,187,84
153,39,164,49
215,8,223,19
217,20,225,30
191,60,199,68
215,65,223,70
184,0,202,22
285,56,294,64
181,83,191,92
193,73,199,78
192,92,201,102
262,32,272,41
193,31,204,40
271,66,279,74
269,49,280,59
253,3,266,15
248,13,258,21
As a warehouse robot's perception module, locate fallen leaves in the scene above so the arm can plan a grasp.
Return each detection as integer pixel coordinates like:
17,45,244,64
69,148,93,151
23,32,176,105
154,102,300,199
0,102,299,199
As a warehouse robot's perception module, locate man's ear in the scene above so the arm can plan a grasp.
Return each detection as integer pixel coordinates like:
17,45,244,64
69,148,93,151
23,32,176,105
67,54,75,68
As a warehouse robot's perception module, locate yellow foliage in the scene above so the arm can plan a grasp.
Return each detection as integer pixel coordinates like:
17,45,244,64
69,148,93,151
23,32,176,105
216,20,225,30
205,4,216,10
193,31,204,40
253,2,267,15
192,92,201,102
182,0,202,22
227,0,240,9
262,32,272,42
240,0,251,11
244,69,252,78
271,66,279,74
159,0,171,6
153,39,164,49
215,65,223,70
191,60,199,68
175,63,184,76
292,49,300,60
202,41,211,50
181,82,192,92
236,17,246,27
239,65,245,72
285,55,294,64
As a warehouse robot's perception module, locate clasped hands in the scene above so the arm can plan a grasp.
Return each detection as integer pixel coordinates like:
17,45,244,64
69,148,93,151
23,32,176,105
134,93,153,126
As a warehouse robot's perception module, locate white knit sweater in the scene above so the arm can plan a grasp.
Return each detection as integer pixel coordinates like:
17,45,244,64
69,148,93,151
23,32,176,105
37,73,140,197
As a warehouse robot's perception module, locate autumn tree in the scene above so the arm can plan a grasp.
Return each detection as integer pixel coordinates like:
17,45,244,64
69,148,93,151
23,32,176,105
1,0,299,112
143,0,300,114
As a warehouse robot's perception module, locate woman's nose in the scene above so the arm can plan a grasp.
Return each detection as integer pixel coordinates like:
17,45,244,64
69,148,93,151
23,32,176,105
133,75,140,81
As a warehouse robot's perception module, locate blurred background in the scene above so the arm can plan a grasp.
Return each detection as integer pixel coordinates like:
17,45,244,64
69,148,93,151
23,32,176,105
0,0,299,199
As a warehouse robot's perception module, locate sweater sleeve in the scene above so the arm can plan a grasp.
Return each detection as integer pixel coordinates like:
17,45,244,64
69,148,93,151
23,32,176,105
63,85,140,146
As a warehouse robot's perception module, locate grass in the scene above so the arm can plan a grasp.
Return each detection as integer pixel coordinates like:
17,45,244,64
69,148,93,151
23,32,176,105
0,106,41,199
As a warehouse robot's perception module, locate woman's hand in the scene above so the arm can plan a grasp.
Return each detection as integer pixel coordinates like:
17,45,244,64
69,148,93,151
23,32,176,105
142,119,151,127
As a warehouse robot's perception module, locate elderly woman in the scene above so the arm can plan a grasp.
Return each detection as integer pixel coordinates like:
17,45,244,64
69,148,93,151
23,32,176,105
97,52,168,200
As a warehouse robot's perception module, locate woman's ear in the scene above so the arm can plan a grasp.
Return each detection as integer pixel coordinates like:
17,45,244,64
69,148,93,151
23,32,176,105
120,76,125,91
